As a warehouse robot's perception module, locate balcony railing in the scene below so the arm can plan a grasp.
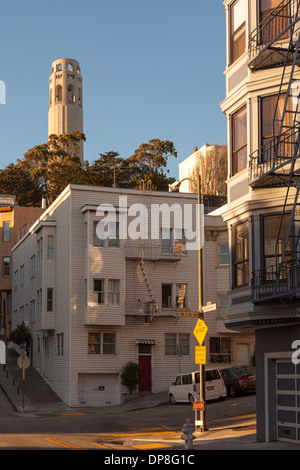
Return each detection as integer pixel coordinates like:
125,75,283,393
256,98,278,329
251,260,300,302
249,123,300,186
125,242,185,262
248,0,299,70
125,301,159,317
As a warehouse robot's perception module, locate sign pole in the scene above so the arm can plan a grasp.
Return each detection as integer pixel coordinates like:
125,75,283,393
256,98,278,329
197,175,208,433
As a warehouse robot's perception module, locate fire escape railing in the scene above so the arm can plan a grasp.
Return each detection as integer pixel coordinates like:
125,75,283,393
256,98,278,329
248,0,296,69
252,260,300,302
249,123,300,185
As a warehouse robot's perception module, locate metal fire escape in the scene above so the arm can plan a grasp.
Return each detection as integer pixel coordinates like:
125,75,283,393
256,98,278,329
138,257,159,321
248,0,300,301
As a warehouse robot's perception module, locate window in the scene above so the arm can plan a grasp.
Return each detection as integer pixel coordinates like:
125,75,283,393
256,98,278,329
3,221,10,241
218,243,230,265
233,221,249,287
232,105,247,174
20,264,24,285
47,288,53,311
30,300,35,323
210,337,232,363
14,270,18,290
161,228,173,254
93,221,105,247
260,0,289,45
165,333,190,356
174,228,186,254
230,0,246,64
55,84,62,102
176,284,187,309
30,255,35,278
48,236,54,259
263,213,292,270
162,284,172,308
94,279,105,304
37,288,42,314
2,257,10,277
88,332,116,355
219,294,230,317
261,93,290,161
108,222,120,248
108,280,120,306
103,333,116,354
37,237,43,262
57,333,64,356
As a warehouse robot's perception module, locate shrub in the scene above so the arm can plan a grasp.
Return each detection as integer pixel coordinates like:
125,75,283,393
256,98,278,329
121,362,141,394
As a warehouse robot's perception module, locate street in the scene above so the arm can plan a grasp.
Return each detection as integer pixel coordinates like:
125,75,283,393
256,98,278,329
0,388,256,450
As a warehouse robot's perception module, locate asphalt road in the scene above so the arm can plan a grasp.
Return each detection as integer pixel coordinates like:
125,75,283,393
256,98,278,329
0,389,256,450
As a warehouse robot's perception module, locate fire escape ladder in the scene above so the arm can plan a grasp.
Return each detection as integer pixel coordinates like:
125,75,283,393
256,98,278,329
138,258,159,319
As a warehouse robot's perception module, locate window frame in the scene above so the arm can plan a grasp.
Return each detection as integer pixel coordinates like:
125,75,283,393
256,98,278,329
88,331,116,355
165,333,190,356
94,279,105,305
218,243,230,266
232,104,247,175
3,221,10,242
230,0,246,64
47,288,54,312
108,280,120,306
2,256,10,278
233,220,250,288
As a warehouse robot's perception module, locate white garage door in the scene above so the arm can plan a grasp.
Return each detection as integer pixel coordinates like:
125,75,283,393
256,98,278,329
78,373,119,407
276,360,300,443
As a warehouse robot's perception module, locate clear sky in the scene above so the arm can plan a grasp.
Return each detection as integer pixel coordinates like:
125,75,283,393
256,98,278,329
0,0,226,181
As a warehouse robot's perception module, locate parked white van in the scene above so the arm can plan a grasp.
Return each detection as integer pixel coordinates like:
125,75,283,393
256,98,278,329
168,368,227,404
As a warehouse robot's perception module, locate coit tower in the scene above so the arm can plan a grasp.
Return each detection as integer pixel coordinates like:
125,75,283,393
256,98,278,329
48,58,84,162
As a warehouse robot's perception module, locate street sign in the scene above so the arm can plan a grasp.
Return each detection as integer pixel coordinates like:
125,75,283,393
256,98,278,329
17,352,30,373
193,318,208,345
173,310,198,318
202,303,217,313
195,346,206,365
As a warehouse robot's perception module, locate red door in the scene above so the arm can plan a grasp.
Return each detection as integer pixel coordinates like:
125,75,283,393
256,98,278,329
139,356,151,391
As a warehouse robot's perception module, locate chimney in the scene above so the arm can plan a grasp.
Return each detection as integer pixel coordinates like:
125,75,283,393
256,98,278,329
42,197,47,209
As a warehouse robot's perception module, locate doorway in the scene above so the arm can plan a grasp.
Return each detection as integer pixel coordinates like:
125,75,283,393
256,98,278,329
138,343,152,392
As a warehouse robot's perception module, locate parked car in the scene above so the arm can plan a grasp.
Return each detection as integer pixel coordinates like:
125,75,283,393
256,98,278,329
219,365,256,397
168,368,227,405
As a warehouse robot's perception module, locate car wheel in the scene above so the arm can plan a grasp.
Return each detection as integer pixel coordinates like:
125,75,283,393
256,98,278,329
228,385,237,397
169,394,176,405
188,394,194,405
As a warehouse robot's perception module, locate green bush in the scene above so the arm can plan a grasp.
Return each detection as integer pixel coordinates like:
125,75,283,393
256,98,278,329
121,362,141,394
8,322,31,346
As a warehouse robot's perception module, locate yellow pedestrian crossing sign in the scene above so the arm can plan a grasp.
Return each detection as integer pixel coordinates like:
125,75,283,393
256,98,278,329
193,318,208,345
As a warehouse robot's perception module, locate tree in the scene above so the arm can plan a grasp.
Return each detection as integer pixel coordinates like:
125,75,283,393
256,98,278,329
121,362,141,394
87,151,132,188
128,138,177,190
0,163,43,206
17,131,87,204
9,322,32,347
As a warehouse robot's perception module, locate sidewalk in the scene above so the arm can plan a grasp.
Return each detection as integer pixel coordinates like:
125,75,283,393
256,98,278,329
0,348,299,450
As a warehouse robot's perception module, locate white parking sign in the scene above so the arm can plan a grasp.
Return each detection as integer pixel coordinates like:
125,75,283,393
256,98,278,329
0,341,5,364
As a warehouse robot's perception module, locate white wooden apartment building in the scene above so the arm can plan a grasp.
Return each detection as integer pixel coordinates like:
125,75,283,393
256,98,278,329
12,184,203,407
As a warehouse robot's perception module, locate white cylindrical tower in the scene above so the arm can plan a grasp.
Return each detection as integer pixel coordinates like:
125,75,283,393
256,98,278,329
48,58,84,162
